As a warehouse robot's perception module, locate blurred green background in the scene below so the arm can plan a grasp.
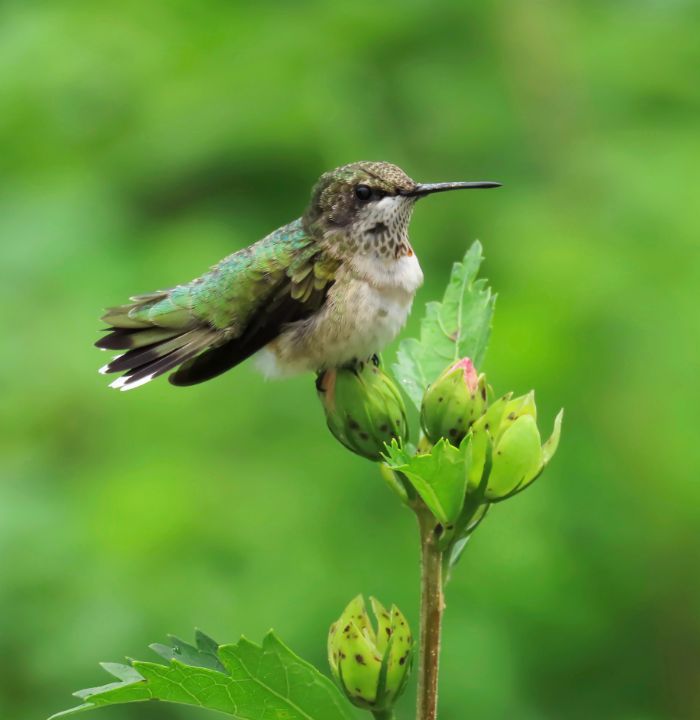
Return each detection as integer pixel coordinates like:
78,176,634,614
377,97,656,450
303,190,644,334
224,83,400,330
1,1,698,718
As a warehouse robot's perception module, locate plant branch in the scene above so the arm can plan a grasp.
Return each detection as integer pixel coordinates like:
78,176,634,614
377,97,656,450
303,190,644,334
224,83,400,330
372,711,396,720
416,502,445,720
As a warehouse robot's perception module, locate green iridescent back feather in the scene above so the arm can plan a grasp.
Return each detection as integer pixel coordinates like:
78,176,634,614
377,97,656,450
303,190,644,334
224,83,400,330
105,219,311,330
97,219,338,388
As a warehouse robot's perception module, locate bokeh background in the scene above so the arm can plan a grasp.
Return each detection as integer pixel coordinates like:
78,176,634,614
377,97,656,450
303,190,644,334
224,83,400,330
1,1,698,719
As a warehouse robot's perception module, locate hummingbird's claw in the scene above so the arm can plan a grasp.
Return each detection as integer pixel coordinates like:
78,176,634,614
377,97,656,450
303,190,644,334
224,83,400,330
315,371,328,393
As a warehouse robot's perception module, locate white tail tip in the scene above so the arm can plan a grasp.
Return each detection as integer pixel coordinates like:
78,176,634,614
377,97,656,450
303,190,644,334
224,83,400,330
109,373,156,391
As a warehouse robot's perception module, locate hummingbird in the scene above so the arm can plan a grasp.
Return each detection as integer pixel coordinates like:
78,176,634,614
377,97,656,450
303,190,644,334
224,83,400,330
97,161,500,390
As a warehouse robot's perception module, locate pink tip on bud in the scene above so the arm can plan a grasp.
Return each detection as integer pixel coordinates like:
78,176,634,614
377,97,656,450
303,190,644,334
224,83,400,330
450,358,479,393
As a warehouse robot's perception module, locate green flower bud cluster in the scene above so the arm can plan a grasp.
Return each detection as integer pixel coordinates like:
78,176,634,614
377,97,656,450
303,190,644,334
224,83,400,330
317,363,408,462
382,357,562,568
420,357,562,503
317,356,561,556
328,595,413,713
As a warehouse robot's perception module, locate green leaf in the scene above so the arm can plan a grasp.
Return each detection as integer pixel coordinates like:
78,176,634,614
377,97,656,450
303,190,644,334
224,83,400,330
542,408,564,465
50,631,355,720
394,241,495,409
149,629,226,673
383,438,469,526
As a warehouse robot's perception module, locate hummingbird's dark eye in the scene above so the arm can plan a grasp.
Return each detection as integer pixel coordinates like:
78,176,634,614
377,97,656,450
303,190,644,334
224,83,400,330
355,184,372,201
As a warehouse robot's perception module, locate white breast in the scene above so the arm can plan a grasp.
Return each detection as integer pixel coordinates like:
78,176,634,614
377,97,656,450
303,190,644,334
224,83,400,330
331,280,413,361
353,252,424,295
256,253,424,378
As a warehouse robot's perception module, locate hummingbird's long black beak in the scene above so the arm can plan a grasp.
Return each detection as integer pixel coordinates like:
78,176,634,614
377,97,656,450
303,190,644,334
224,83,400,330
403,181,502,198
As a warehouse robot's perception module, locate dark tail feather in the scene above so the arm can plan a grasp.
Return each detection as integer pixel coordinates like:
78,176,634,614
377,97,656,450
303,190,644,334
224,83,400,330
112,343,205,390
100,328,215,391
95,327,181,351
104,329,203,373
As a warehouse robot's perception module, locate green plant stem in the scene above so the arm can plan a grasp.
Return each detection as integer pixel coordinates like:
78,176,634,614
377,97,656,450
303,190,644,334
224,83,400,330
372,711,396,720
416,504,445,720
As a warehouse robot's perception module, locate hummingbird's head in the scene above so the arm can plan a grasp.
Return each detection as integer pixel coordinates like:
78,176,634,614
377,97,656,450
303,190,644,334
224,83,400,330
304,161,500,259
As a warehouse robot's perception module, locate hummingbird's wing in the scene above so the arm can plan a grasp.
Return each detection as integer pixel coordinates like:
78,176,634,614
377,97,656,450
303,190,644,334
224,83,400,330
96,219,338,390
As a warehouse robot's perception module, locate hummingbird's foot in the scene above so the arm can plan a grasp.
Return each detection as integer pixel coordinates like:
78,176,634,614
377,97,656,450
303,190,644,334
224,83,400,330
337,357,364,375
340,355,381,376
316,369,338,394
315,370,335,393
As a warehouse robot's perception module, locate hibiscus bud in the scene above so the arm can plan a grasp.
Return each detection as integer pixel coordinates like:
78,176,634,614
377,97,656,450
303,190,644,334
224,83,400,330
421,358,487,446
317,365,409,462
469,390,563,501
328,595,413,712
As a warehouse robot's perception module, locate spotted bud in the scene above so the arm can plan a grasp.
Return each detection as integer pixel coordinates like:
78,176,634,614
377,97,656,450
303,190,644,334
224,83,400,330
469,390,563,501
318,364,409,461
328,595,413,712
421,358,487,446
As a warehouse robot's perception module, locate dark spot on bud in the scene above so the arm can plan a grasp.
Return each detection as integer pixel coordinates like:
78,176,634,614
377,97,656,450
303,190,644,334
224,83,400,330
446,524,454,530
434,524,444,537
348,419,359,430
438,397,443,402
386,627,392,636
484,423,490,430
481,386,487,401
355,654,366,665
449,428,458,437
507,412,516,420
399,655,407,665
380,424,389,433
359,432,370,441
344,625,350,632
340,651,346,659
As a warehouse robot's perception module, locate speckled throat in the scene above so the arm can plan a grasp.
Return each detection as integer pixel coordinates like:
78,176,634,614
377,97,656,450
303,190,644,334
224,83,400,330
322,194,418,262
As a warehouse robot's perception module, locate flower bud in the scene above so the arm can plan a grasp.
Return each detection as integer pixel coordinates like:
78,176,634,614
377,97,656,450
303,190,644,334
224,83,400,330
318,364,408,461
469,390,563,501
421,358,487,446
328,595,413,712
